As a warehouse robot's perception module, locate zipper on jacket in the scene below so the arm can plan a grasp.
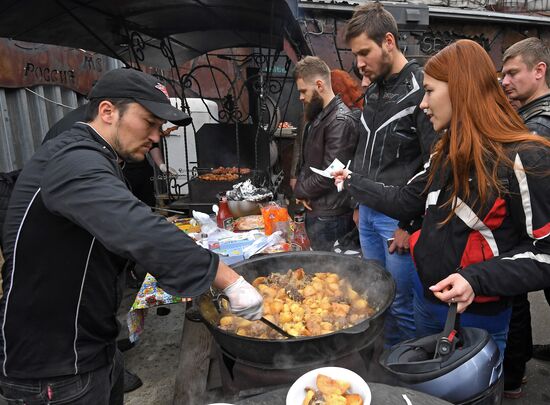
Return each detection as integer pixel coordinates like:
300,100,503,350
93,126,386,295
368,86,383,175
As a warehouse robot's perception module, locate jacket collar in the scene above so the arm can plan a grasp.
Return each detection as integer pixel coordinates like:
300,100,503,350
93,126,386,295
311,95,343,126
518,92,550,115
377,59,419,89
74,122,119,160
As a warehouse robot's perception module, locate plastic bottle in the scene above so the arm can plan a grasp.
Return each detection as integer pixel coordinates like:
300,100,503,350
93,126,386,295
216,197,234,231
291,206,311,251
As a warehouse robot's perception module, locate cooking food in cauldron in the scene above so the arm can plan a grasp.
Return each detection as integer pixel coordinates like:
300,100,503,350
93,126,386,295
198,166,251,181
218,268,375,339
303,374,363,405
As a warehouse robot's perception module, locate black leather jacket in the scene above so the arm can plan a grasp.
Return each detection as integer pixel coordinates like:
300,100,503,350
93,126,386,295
295,96,359,216
518,93,550,137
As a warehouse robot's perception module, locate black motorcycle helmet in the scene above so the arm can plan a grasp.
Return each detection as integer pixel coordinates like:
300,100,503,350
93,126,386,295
380,304,503,404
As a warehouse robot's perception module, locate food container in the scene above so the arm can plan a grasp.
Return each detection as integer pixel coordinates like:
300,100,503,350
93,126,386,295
227,199,261,217
286,367,371,405
173,218,201,233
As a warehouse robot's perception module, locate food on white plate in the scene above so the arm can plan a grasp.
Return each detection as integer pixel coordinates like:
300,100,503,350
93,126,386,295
303,374,363,405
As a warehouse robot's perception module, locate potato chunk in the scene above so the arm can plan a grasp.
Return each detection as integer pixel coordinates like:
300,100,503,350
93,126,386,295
316,374,350,396
302,388,315,405
345,393,363,405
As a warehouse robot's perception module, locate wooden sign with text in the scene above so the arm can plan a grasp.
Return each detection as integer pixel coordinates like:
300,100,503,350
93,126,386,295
0,38,111,94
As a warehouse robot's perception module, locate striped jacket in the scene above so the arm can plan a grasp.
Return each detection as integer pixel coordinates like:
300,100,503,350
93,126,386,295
353,60,439,187
345,143,550,315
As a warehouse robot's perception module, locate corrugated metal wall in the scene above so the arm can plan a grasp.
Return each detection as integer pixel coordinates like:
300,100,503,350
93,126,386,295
0,58,123,172
0,86,86,171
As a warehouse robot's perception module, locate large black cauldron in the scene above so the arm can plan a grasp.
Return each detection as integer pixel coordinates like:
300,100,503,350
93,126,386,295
195,252,395,367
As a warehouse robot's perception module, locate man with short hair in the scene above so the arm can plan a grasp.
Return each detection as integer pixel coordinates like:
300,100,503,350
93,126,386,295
344,3,439,345
502,37,550,136
0,68,263,404
500,36,550,399
293,56,358,251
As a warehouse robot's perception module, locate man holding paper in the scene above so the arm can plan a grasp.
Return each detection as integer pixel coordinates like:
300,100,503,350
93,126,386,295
344,4,439,344
293,56,359,251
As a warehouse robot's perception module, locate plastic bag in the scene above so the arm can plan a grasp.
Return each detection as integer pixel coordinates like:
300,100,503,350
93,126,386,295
242,231,285,259
260,202,290,236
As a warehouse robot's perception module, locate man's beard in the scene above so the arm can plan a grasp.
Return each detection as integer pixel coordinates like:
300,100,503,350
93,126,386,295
304,90,324,121
370,49,393,83
113,126,146,163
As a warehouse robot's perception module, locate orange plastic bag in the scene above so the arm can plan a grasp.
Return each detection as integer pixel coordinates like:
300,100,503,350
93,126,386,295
260,203,290,236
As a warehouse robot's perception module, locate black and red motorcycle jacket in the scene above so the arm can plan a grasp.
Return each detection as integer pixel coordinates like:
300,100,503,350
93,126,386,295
344,143,550,315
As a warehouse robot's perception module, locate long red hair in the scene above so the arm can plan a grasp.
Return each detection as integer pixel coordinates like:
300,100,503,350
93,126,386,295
425,39,550,219
331,69,364,109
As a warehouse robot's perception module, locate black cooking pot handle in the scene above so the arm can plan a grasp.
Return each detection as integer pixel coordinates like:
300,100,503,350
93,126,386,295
339,318,370,334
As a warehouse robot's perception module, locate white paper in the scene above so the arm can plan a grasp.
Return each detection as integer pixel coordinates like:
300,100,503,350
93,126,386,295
309,158,346,179
309,166,334,178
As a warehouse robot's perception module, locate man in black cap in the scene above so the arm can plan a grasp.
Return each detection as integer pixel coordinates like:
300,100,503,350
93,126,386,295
0,68,263,404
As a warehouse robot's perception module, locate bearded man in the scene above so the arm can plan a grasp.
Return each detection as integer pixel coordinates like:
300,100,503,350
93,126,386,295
344,3,439,345
293,56,358,251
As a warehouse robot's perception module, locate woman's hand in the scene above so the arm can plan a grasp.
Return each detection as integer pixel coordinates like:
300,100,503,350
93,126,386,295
296,198,312,211
429,273,475,313
332,168,351,187
388,228,410,255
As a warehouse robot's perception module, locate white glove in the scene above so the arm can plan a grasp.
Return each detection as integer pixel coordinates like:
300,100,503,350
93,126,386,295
223,276,263,320
159,163,178,176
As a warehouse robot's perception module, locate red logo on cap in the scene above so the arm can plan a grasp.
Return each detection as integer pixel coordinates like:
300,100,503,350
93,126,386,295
155,83,170,99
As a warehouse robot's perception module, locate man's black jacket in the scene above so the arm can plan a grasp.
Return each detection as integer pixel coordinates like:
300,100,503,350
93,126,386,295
354,60,438,186
0,123,218,378
518,93,550,137
295,96,358,216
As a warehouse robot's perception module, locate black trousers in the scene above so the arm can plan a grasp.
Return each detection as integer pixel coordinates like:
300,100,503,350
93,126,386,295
503,293,532,389
0,350,124,405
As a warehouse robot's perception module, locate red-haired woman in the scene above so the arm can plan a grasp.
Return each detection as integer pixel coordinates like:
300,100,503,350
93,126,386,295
330,69,364,110
334,39,550,356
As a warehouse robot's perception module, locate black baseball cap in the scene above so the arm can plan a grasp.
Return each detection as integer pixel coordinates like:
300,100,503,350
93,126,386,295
88,68,192,127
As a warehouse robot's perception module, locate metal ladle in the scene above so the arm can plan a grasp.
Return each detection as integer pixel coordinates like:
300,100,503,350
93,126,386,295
259,316,295,339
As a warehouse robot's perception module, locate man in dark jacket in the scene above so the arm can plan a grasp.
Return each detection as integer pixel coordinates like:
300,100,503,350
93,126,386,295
0,171,20,253
0,68,263,405
500,36,550,398
293,56,358,251
344,3,439,345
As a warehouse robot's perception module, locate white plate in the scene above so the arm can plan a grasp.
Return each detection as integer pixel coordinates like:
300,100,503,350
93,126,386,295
286,366,371,405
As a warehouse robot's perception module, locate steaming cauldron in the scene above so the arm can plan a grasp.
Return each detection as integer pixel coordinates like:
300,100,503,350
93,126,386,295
195,252,395,367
